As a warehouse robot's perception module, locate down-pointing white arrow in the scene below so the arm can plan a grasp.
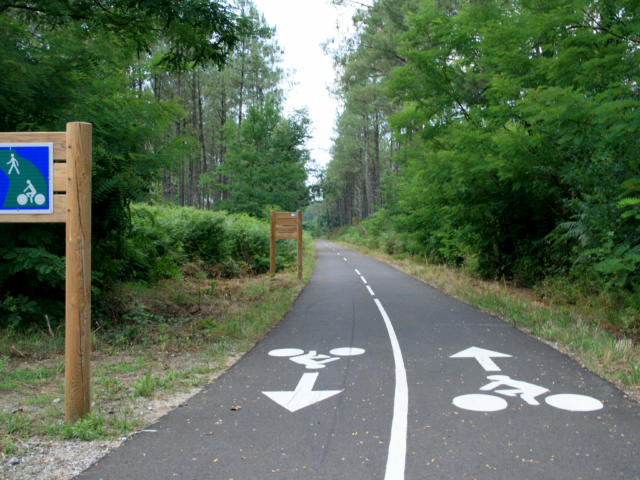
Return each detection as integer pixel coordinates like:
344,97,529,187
450,346,512,372
263,372,342,412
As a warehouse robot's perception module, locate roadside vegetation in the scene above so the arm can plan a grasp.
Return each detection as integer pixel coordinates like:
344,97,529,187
0,206,314,456
311,0,639,398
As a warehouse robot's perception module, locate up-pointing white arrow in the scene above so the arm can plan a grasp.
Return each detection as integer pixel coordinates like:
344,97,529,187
263,372,342,412
450,346,512,372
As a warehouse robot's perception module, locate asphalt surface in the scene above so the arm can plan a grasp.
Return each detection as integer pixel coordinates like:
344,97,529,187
76,241,640,480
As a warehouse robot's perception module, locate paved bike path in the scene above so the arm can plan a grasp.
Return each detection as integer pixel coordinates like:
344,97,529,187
77,241,640,479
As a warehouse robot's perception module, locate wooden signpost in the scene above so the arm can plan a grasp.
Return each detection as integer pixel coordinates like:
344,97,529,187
0,122,92,422
270,210,303,280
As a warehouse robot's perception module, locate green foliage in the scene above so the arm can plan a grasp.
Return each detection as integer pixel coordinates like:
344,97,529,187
0,1,246,329
0,203,299,329
321,0,412,229
182,210,229,265
216,96,311,218
0,0,310,332
0,362,63,391
325,0,639,302
2,411,32,435
225,214,271,274
620,365,640,387
302,202,329,238
0,0,246,71
128,203,296,279
0,240,66,329
54,411,106,441
0,435,16,455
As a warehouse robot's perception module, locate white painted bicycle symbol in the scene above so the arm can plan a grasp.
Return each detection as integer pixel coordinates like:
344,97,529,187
263,347,366,412
453,374,603,412
268,347,366,369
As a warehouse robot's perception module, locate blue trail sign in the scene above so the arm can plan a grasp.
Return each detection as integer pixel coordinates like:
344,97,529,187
0,143,53,214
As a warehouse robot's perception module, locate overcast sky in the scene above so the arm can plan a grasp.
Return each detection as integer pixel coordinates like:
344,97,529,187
250,0,357,171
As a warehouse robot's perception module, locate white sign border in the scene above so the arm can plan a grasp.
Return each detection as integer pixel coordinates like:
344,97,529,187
0,142,54,214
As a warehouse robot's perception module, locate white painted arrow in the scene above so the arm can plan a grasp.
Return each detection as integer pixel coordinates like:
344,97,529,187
450,346,512,372
262,372,342,412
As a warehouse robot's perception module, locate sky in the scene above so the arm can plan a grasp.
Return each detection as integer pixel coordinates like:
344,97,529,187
250,0,358,171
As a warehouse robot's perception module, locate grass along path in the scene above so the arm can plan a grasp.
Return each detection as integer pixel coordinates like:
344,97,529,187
0,243,315,479
336,241,640,403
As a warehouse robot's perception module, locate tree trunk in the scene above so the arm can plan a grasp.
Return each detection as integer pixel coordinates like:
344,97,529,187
196,71,207,209
363,122,372,218
190,71,198,206
238,40,246,127
219,82,229,201
373,111,381,208
177,74,185,206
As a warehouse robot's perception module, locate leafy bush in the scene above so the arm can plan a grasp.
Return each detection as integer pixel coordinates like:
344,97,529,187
0,204,300,330
224,214,272,274
182,210,228,265
0,226,66,330
129,204,297,279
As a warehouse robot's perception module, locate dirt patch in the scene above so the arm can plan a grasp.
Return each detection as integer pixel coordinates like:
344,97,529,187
0,352,242,480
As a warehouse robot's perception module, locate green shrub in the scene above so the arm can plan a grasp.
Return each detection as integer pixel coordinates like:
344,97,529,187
129,205,297,279
0,203,302,330
224,214,270,273
182,210,229,265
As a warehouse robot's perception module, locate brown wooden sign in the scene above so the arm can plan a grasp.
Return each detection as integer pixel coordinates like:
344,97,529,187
270,210,302,280
0,122,92,423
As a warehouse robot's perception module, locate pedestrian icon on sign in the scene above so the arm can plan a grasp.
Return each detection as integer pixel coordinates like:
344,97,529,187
7,153,20,175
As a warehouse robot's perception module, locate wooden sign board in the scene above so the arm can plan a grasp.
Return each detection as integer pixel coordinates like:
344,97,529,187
270,210,303,280
0,123,92,423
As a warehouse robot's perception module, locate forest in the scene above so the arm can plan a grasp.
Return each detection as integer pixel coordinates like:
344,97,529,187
0,0,311,329
1,0,638,334
321,0,639,331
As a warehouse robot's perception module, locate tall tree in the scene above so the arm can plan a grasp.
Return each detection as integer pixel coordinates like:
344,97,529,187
156,0,284,208
0,0,247,70
322,0,417,226
324,0,639,290
216,96,311,217
0,0,248,327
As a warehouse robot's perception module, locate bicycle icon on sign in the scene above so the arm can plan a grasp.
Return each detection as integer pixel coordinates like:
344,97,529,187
452,374,604,412
17,179,45,206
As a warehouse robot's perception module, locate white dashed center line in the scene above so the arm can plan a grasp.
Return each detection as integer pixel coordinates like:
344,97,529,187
346,253,408,480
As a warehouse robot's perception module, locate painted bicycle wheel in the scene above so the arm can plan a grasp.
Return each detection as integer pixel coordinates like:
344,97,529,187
545,394,603,412
452,394,508,412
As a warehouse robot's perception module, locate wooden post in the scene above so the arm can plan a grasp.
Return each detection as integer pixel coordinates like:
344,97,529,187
296,209,302,280
270,209,276,276
64,122,92,422
0,123,92,422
